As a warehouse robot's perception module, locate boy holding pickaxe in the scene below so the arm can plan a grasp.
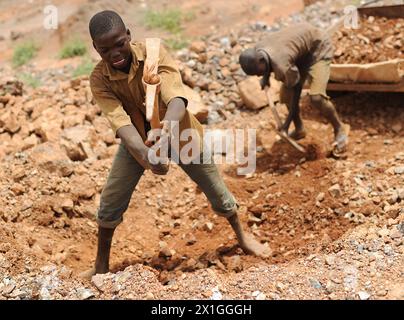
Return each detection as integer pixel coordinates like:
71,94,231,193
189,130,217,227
81,10,270,279
239,22,349,156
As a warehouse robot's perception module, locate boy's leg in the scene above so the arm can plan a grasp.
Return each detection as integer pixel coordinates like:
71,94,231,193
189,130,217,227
280,83,306,140
179,152,271,257
308,60,348,152
80,143,145,279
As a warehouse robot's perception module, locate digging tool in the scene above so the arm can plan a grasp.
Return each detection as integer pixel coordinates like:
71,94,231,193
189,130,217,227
264,86,306,153
142,38,170,171
142,38,169,167
143,37,161,130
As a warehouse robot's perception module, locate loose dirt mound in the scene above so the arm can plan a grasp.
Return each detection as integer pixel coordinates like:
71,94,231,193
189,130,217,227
332,15,404,64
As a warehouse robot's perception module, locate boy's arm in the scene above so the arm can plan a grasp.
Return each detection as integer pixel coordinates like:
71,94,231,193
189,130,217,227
146,45,188,144
158,45,188,124
284,65,301,89
90,73,167,174
280,81,303,133
117,125,168,175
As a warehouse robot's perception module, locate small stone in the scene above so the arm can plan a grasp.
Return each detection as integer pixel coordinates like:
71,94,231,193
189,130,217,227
146,292,155,300
389,230,402,239
388,192,399,205
377,228,390,238
237,77,268,110
376,289,387,297
398,223,404,235
226,255,243,272
328,184,342,198
309,278,322,289
39,287,51,300
186,234,197,246
2,283,16,295
204,222,214,232
275,282,285,291
325,281,335,294
316,192,325,202
91,274,105,291
397,189,404,200
159,247,173,258
358,291,371,300
394,166,404,174
77,288,94,300
256,292,266,300
210,287,223,300
325,256,335,266
189,41,206,53
383,245,394,256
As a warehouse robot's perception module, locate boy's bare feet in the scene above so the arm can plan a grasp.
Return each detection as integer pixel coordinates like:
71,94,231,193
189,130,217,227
289,128,307,140
79,267,97,281
332,124,350,157
239,233,272,258
227,214,272,258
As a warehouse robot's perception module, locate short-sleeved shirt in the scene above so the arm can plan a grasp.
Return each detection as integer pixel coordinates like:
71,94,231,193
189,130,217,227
90,41,203,151
256,23,333,88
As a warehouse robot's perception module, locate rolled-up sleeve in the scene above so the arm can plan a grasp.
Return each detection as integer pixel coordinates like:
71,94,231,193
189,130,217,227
90,72,132,135
284,65,301,88
157,45,188,107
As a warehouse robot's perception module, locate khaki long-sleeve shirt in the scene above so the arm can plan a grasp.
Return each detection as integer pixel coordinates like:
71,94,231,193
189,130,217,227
256,23,333,88
90,41,203,151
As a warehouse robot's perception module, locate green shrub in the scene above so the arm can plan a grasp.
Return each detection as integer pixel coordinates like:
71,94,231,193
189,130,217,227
12,42,39,67
164,37,189,50
144,9,184,34
60,38,87,59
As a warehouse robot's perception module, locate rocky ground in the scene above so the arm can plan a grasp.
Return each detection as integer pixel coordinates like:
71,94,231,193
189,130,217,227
0,0,403,300
332,15,403,64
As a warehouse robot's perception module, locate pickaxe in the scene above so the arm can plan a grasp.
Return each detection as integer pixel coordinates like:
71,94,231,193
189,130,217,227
264,83,306,153
142,38,169,168
143,37,161,131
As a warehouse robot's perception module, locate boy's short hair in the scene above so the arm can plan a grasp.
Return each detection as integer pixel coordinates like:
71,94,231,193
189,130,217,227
239,48,259,75
89,10,126,40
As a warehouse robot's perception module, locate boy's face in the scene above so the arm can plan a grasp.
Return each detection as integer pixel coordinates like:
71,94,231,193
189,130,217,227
255,52,269,76
93,27,132,70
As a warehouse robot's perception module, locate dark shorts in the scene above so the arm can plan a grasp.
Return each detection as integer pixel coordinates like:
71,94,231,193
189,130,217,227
280,59,332,106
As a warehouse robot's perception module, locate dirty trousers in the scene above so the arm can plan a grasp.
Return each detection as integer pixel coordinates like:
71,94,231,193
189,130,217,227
96,143,238,228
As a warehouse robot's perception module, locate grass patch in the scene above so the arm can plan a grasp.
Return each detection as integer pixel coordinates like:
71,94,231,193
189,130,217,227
144,9,185,34
12,42,39,67
59,38,87,59
18,73,41,88
72,57,94,78
164,36,189,50
144,8,195,52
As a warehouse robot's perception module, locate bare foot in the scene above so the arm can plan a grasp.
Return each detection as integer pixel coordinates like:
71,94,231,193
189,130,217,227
79,267,97,281
239,233,272,258
332,124,350,157
289,128,307,141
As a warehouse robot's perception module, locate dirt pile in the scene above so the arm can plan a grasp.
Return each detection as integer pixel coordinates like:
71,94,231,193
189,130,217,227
332,16,404,64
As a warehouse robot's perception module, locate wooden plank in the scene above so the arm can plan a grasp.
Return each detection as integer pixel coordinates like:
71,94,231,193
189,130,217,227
326,81,404,92
358,4,404,19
